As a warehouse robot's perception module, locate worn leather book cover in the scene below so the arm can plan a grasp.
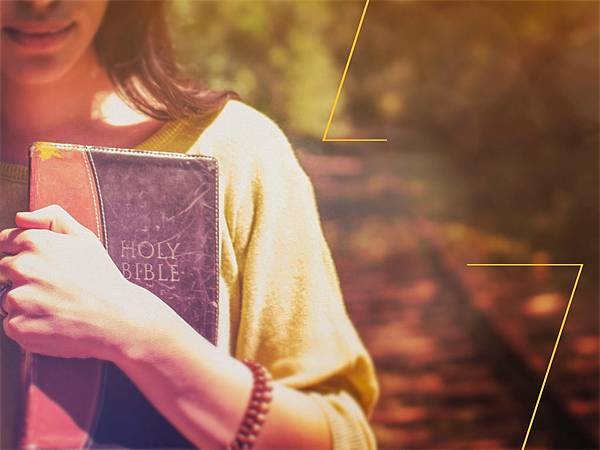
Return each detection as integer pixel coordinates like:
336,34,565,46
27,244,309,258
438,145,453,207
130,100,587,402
15,141,219,449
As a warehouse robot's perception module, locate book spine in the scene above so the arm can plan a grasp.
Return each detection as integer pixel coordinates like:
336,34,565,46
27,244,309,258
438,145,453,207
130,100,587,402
21,144,105,450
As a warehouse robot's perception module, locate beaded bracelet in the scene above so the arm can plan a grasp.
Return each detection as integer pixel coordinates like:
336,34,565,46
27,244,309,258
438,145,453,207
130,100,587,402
229,359,274,450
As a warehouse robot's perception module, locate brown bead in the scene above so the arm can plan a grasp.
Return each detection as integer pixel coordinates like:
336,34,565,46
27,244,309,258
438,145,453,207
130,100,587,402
258,402,269,413
240,433,256,444
230,360,274,450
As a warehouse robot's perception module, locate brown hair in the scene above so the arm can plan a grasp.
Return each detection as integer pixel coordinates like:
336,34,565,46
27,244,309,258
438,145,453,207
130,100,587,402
94,0,239,121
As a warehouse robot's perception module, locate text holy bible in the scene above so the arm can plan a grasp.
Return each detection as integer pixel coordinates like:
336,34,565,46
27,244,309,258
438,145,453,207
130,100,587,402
1,142,219,449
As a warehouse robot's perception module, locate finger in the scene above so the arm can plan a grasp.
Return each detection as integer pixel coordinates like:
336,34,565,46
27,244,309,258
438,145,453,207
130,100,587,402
0,283,10,318
15,204,85,235
1,284,43,318
0,253,30,287
0,252,14,285
3,315,53,352
0,228,49,254
2,314,23,343
15,205,78,234
0,283,15,317
0,228,26,255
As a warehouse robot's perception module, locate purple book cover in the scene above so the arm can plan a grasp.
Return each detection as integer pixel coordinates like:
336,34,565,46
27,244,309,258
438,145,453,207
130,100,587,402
19,142,220,449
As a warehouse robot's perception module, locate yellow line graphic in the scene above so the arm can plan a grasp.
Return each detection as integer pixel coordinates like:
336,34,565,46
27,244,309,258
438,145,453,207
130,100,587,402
322,0,387,142
466,263,584,450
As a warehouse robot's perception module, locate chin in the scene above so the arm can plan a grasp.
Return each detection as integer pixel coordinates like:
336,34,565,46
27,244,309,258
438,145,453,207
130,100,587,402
2,52,83,85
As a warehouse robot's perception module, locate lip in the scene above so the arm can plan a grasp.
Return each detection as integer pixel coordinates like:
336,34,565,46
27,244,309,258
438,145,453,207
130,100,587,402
2,22,75,51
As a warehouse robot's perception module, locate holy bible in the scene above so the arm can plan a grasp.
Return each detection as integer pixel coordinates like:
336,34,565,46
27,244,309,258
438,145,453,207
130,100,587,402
4,141,219,449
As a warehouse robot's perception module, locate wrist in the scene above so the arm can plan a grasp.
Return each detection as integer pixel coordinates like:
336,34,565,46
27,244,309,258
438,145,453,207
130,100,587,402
105,282,184,368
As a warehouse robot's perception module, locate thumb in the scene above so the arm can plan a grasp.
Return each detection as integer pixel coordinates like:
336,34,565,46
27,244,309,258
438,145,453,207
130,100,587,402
15,204,85,235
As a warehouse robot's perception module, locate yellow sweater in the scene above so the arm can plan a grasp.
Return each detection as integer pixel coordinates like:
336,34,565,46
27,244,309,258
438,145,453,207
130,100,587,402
0,99,379,449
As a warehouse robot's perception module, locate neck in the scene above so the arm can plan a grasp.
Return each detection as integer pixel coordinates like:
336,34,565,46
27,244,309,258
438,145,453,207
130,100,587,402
1,50,113,165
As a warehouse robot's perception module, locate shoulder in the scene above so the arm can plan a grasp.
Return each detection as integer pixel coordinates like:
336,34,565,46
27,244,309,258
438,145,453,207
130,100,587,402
186,99,301,176
184,100,313,232
205,99,288,142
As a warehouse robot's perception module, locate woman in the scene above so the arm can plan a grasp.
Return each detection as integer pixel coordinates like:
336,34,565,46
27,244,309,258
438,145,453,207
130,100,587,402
0,1,378,449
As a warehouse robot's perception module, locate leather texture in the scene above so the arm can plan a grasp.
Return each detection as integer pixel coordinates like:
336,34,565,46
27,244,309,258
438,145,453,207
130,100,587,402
24,143,106,450
22,142,219,450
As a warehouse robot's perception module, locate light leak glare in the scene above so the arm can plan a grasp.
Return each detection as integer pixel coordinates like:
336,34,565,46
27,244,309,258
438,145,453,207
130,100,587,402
91,91,148,127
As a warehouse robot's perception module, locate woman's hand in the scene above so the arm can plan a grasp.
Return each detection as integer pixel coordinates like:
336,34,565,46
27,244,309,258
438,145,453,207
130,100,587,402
0,206,334,450
0,204,176,361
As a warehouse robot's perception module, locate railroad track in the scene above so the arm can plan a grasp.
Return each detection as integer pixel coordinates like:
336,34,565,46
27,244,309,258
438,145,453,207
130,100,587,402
299,145,599,449
415,215,598,450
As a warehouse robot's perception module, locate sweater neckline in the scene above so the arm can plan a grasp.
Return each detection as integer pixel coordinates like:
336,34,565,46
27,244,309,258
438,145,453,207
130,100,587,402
0,119,185,184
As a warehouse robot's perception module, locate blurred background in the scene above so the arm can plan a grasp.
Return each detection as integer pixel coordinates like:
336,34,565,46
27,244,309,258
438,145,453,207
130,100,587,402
168,1,599,449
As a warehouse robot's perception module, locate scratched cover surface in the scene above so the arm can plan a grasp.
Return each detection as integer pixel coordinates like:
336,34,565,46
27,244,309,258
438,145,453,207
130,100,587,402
21,141,219,449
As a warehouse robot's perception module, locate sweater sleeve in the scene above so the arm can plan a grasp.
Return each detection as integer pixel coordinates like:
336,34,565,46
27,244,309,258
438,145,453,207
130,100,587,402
218,101,379,450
